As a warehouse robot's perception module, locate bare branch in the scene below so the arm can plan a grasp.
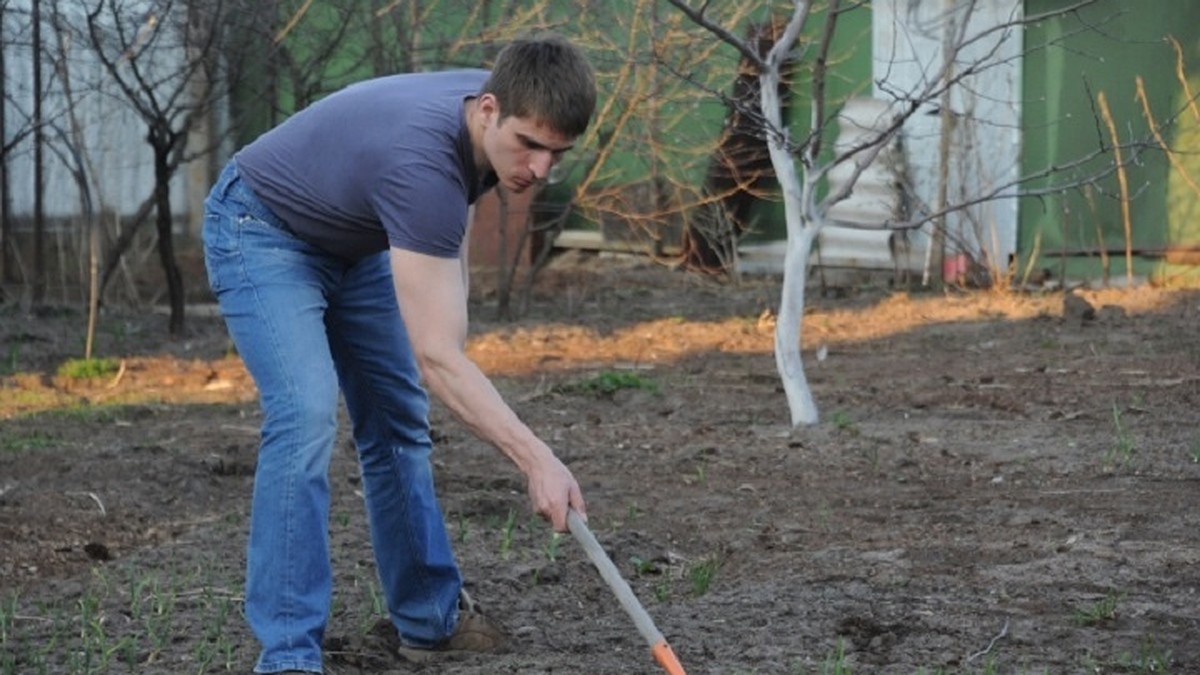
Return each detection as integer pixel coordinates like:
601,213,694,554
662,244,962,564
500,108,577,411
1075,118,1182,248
767,1,810,74
874,139,1151,235
1097,89,1134,283
274,0,315,45
661,0,763,69
1170,36,1200,125
806,0,840,165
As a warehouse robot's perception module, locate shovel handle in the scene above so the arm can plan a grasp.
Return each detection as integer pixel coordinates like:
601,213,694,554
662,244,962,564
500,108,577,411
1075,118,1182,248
567,509,687,675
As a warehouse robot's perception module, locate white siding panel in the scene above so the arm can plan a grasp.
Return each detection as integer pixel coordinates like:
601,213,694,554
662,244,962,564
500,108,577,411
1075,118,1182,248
3,0,190,221
872,0,1023,271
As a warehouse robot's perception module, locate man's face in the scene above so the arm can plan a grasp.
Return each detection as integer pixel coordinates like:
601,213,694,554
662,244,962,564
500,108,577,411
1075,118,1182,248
478,95,575,194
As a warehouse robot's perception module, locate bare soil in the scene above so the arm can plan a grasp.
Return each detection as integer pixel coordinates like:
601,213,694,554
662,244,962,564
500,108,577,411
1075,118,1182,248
2,255,1199,674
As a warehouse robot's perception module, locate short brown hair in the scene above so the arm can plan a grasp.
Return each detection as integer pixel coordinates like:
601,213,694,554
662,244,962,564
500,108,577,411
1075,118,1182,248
481,35,596,137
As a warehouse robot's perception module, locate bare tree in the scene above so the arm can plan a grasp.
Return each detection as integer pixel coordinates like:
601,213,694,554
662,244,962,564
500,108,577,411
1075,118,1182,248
0,0,28,289
0,1,8,289
46,3,106,356
30,0,46,304
75,0,236,334
663,0,1142,426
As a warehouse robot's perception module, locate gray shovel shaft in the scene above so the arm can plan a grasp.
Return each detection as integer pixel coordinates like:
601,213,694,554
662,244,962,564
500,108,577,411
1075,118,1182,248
567,509,666,648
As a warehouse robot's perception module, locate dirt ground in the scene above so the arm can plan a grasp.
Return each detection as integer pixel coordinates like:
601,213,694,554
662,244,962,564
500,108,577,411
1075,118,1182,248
2,254,1199,674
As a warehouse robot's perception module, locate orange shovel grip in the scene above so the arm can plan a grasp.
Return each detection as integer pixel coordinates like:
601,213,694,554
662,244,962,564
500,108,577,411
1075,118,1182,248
652,640,687,675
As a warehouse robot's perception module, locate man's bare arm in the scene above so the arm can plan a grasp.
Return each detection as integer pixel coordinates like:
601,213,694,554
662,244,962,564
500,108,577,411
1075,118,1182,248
389,246,584,530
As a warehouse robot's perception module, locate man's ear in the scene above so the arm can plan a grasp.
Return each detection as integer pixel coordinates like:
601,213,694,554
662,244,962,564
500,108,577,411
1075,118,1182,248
476,93,500,126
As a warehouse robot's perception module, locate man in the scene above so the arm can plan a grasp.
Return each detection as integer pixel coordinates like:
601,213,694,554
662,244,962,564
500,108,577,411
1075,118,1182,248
201,36,595,674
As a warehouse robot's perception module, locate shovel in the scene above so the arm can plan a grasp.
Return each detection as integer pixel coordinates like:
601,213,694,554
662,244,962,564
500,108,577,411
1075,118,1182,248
567,509,687,675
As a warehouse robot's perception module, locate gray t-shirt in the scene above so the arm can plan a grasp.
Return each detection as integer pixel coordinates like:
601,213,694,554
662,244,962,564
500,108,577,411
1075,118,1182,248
236,70,496,261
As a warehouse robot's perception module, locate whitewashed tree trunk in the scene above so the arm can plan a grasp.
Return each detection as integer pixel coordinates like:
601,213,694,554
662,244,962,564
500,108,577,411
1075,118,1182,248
773,223,819,426
761,4,821,427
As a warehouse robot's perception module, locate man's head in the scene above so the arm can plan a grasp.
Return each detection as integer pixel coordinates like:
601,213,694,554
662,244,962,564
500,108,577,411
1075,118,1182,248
472,35,596,193
480,35,596,138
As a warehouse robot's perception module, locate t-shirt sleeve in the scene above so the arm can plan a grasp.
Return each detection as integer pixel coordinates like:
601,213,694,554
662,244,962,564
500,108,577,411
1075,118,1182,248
372,156,469,259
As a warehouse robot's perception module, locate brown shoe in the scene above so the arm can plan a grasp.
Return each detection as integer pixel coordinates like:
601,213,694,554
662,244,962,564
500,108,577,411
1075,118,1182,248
396,589,506,663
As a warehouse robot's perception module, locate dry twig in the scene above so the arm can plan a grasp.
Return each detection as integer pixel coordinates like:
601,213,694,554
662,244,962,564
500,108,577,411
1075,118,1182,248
106,359,127,389
966,618,1010,663
66,491,106,516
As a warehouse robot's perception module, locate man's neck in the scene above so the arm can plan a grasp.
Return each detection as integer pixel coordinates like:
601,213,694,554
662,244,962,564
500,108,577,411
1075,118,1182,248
464,97,489,173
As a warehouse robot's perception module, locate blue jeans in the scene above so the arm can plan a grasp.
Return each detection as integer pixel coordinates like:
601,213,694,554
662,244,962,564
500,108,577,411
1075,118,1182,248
202,161,462,673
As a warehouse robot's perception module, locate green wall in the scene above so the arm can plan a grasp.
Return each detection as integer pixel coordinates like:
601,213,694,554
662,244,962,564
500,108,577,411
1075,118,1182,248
1022,0,1200,284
